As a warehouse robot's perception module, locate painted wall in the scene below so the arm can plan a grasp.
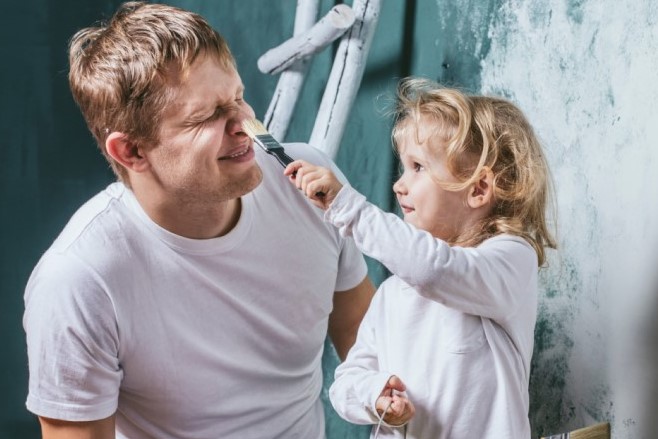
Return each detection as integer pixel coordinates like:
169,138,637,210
2,0,656,438
463,1,658,437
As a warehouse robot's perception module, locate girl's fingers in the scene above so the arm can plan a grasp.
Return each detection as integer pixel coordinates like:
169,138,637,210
306,182,323,200
283,160,305,176
375,396,393,414
391,399,404,415
304,170,330,193
387,375,406,392
375,391,415,426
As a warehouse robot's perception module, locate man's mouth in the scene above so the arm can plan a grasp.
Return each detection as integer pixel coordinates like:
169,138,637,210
218,146,251,160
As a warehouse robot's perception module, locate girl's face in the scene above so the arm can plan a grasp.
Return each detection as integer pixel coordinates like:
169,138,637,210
393,121,474,241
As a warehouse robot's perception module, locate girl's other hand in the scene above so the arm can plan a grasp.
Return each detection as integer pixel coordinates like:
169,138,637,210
284,160,343,210
375,375,415,426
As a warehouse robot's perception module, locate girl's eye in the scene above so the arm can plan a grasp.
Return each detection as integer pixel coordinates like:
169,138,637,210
413,162,424,172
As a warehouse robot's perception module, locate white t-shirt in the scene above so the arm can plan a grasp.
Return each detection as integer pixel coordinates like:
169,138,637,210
24,143,368,439
327,186,538,439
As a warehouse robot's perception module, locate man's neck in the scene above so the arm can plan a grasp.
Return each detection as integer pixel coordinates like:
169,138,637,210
132,186,242,239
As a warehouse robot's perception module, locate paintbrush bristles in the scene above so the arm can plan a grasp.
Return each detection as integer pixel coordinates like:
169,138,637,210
242,118,269,138
569,422,610,439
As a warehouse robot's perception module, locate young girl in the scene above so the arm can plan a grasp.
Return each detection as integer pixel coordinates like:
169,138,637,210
284,77,556,438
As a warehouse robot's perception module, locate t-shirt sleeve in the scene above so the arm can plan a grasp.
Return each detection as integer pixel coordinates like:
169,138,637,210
23,251,122,421
334,235,369,292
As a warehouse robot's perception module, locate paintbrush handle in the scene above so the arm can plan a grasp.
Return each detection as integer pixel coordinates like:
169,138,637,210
268,148,295,168
263,144,326,198
271,148,325,198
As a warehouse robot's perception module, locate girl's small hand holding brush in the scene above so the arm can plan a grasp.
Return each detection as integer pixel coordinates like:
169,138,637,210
284,160,342,210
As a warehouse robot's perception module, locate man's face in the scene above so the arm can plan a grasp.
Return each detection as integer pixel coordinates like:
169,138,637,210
144,54,262,206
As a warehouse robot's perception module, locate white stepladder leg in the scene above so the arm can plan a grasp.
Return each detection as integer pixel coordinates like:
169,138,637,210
261,0,381,158
262,0,319,141
309,0,381,159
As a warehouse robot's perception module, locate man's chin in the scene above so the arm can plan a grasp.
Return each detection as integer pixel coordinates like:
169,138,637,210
231,162,263,198
246,163,263,191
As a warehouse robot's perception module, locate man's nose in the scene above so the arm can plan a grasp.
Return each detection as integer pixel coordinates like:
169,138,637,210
228,109,255,137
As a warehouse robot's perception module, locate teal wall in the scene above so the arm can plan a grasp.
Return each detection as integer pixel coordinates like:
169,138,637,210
1,1,120,437
2,1,657,438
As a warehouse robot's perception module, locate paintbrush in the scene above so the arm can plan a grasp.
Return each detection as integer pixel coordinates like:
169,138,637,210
242,118,295,169
241,118,324,197
541,422,610,439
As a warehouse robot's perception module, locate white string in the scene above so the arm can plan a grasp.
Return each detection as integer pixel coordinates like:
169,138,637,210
373,399,394,439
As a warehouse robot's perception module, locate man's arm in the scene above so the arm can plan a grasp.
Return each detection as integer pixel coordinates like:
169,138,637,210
328,276,375,360
39,414,115,439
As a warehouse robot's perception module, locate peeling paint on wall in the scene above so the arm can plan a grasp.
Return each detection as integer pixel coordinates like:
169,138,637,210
480,0,658,436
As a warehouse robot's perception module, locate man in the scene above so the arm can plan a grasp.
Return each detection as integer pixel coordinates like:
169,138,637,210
23,2,374,438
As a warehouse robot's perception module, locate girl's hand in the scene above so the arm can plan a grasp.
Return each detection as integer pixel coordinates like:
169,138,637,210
375,375,415,426
284,160,343,210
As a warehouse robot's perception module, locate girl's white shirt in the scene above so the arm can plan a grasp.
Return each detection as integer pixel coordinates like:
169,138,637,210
327,185,538,439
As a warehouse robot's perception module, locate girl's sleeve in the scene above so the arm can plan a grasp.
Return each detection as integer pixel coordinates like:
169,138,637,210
329,290,391,425
324,185,538,320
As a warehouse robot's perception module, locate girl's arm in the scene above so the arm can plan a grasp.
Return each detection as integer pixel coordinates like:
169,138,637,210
284,160,537,320
327,185,538,320
325,187,537,319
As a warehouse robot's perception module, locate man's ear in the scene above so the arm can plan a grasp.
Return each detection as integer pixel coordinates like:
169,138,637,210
467,166,494,209
105,132,149,173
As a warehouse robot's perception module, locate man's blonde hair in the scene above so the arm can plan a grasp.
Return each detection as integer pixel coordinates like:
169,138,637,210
68,1,235,183
392,78,557,265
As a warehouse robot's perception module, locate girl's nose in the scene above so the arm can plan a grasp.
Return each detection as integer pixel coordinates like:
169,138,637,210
393,177,406,195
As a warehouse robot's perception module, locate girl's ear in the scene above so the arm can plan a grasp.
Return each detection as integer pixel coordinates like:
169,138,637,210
105,132,150,173
467,166,494,209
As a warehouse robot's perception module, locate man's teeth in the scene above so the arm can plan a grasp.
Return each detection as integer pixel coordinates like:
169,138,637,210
224,148,248,159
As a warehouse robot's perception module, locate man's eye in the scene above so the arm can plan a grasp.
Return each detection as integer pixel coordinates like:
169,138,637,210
203,107,228,123
203,112,220,123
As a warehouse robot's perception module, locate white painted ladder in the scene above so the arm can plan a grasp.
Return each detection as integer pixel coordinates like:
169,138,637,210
258,0,381,159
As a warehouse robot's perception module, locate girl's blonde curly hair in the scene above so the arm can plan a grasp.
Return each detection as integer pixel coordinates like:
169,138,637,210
392,78,557,266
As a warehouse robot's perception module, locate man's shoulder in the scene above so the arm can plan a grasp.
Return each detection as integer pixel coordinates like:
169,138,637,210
26,183,145,305
43,182,135,265
282,142,333,164
283,143,350,184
